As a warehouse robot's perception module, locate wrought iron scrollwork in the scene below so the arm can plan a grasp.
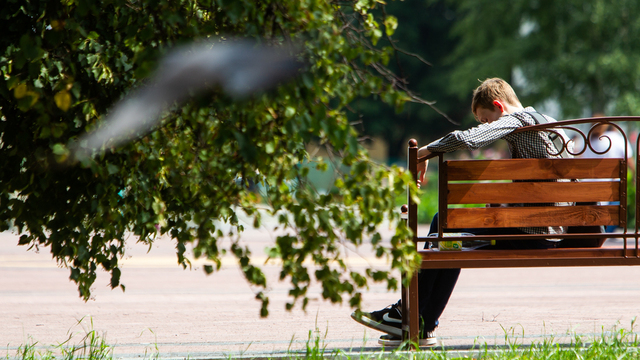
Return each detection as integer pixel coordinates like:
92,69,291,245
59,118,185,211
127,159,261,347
517,120,629,159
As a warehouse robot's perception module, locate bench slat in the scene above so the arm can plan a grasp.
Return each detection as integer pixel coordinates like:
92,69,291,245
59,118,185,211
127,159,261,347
421,248,629,260
446,205,619,228
447,158,621,181
448,181,619,204
421,257,640,268
420,248,640,268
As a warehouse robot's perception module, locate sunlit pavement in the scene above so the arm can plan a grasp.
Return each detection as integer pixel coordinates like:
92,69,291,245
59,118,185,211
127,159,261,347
2,219,640,359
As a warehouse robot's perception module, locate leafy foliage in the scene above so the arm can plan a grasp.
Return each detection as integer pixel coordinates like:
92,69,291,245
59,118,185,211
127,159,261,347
0,0,423,315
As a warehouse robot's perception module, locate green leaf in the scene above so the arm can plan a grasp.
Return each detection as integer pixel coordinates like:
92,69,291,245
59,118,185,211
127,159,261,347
384,15,398,36
284,106,296,118
106,163,119,175
18,235,30,245
110,267,121,288
204,265,214,274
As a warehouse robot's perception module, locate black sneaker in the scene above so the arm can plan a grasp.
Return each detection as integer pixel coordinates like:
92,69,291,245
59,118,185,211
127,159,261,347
378,332,437,347
350,300,402,337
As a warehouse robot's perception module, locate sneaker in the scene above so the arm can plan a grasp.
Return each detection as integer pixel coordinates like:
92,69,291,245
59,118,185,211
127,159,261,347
378,331,437,347
350,300,403,337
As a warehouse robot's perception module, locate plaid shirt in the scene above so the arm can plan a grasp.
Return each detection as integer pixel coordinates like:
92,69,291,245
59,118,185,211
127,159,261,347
426,106,569,235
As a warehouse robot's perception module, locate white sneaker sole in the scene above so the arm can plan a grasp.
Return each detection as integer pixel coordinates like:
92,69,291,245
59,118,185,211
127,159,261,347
350,311,402,337
378,335,437,347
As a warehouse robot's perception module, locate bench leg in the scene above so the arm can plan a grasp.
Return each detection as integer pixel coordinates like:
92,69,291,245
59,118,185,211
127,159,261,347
401,269,420,349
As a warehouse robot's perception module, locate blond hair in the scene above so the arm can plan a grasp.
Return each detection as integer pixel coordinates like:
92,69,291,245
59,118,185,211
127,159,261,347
471,78,521,114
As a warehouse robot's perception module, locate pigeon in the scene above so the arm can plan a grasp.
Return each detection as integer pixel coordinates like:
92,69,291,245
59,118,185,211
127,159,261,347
71,40,302,161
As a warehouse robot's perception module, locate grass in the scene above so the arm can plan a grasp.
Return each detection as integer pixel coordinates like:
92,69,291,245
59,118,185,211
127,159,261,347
7,318,113,360
455,321,640,360
328,321,640,360
4,317,160,360
4,319,639,360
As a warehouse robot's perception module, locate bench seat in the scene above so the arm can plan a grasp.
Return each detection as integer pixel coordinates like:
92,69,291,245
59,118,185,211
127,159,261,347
419,247,640,268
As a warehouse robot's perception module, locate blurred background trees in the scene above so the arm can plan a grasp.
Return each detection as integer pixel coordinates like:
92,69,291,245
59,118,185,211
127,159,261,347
446,0,640,118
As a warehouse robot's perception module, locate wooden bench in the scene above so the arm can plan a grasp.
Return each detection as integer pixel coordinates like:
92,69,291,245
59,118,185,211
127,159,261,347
399,117,640,345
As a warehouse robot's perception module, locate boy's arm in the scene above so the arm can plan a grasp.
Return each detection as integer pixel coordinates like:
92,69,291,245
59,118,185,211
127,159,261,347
425,115,522,153
414,115,524,183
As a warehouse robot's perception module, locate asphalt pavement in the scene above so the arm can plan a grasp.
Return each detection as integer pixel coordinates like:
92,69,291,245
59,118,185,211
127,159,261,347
2,221,639,359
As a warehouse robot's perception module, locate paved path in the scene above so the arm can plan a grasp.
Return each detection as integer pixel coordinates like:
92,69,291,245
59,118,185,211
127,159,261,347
1,225,639,359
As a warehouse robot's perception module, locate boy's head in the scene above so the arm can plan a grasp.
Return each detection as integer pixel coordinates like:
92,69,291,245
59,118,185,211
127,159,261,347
472,78,521,123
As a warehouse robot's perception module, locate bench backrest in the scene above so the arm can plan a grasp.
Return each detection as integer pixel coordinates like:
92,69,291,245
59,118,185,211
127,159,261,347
438,157,626,233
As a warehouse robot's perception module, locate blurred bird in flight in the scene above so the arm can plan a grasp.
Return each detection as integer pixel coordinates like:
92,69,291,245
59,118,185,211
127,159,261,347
71,40,302,162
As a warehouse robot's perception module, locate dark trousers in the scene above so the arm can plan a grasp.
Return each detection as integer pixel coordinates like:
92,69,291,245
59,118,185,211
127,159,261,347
417,213,557,331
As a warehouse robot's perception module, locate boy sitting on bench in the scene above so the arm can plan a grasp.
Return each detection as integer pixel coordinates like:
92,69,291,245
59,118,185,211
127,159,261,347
351,77,572,347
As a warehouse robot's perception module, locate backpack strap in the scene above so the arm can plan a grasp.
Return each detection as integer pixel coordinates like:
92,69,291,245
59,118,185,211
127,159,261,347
526,111,567,158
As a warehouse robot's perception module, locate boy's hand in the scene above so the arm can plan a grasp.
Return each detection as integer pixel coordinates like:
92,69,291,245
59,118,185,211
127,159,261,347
417,159,429,186
416,146,431,185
